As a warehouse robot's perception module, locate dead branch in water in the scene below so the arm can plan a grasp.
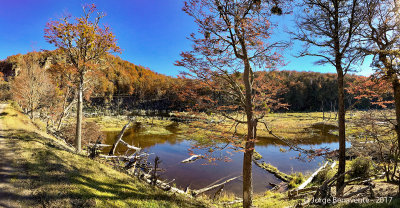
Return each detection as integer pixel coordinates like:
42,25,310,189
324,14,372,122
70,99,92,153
108,118,141,155
192,176,241,196
297,161,329,190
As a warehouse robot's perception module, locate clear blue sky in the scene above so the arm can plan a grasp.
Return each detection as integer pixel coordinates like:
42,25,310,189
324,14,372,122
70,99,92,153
0,0,373,76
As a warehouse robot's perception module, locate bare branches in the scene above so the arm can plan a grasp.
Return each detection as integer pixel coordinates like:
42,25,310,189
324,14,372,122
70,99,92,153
292,0,365,74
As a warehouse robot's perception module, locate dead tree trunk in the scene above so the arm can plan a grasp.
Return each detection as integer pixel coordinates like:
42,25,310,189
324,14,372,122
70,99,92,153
151,156,161,186
193,176,241,196
109,120,132,155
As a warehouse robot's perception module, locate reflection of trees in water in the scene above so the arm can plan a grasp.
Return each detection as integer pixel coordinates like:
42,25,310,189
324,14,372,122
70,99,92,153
104,125,181,154
257,123,339,147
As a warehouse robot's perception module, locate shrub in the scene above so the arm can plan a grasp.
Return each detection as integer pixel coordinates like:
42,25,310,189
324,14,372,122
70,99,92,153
288,172,304,189
312,167,335,185
350,157,372,179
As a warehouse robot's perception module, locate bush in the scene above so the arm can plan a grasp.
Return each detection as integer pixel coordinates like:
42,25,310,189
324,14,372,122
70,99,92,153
312,167,335,185
288,172,304,189
350,157,372,179
60,121,104,147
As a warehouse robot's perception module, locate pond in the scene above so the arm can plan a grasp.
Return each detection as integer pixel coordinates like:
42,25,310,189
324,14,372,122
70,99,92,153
103,122,343,196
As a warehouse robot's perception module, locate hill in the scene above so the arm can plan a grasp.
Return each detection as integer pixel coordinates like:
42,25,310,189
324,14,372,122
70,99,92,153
0,51,392,112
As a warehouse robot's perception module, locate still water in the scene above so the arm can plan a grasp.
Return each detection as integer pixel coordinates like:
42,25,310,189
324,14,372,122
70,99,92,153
103,122,341,196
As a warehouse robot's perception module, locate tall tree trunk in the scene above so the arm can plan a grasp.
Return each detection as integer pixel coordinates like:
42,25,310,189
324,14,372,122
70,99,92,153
75,75,83,153
336,69,346,196
392,77,400,194
243,119,256,208
242,60,255,208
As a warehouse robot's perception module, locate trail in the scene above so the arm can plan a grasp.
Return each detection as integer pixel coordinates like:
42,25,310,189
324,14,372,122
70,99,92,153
0,104,26,208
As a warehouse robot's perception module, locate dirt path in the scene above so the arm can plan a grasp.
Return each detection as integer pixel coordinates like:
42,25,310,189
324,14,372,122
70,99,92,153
0,104,26,208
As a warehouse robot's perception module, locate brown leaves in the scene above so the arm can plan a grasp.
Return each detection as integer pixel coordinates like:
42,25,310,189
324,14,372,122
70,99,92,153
347,75,393,108
44,3,121,73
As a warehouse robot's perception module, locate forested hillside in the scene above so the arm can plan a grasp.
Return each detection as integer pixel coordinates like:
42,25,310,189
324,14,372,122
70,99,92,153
0,50,391,113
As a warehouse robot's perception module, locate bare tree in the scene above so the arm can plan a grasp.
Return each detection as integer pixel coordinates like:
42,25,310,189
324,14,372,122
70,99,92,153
360,0,400,193
11,53,55,120
293,0,365,195
176,0,289,207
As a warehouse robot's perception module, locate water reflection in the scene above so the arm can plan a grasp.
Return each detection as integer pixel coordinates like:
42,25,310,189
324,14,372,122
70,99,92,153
103,122,340,196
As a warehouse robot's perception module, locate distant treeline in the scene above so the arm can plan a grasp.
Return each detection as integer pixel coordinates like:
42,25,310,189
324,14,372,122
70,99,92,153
275,71,392,111
0,50,391,113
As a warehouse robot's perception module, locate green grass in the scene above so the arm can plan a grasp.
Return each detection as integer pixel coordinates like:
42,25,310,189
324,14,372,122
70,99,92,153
0,105,208,208
253,151,263,160
253,161,293,182
253,191,299,208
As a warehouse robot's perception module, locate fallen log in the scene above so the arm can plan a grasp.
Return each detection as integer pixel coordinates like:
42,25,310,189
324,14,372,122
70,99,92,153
192,176,241,196
138,170,189,196
181,155,202,163
330,161,337,169
297,161,328,190
343,187,369,198
119,139,141,151
88,143,112,148
99,155,134,159
99,152,149,160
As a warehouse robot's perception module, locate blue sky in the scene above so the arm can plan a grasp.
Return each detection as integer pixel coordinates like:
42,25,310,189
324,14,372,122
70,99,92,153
0,0,373,76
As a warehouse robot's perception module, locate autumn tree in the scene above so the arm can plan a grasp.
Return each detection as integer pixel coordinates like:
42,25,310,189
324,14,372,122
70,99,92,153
45,4,120,152
0,72,10,101
176,1,288,207
11,53,55,120
347,75,393,109
293,0,365,195
359,0,400,193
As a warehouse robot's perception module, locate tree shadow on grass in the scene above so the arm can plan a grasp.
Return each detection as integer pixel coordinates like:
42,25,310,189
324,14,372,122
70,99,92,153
0,128,206,208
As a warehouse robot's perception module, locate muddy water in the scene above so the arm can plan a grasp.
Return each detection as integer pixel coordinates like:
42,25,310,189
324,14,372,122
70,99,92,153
103,122,342,196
